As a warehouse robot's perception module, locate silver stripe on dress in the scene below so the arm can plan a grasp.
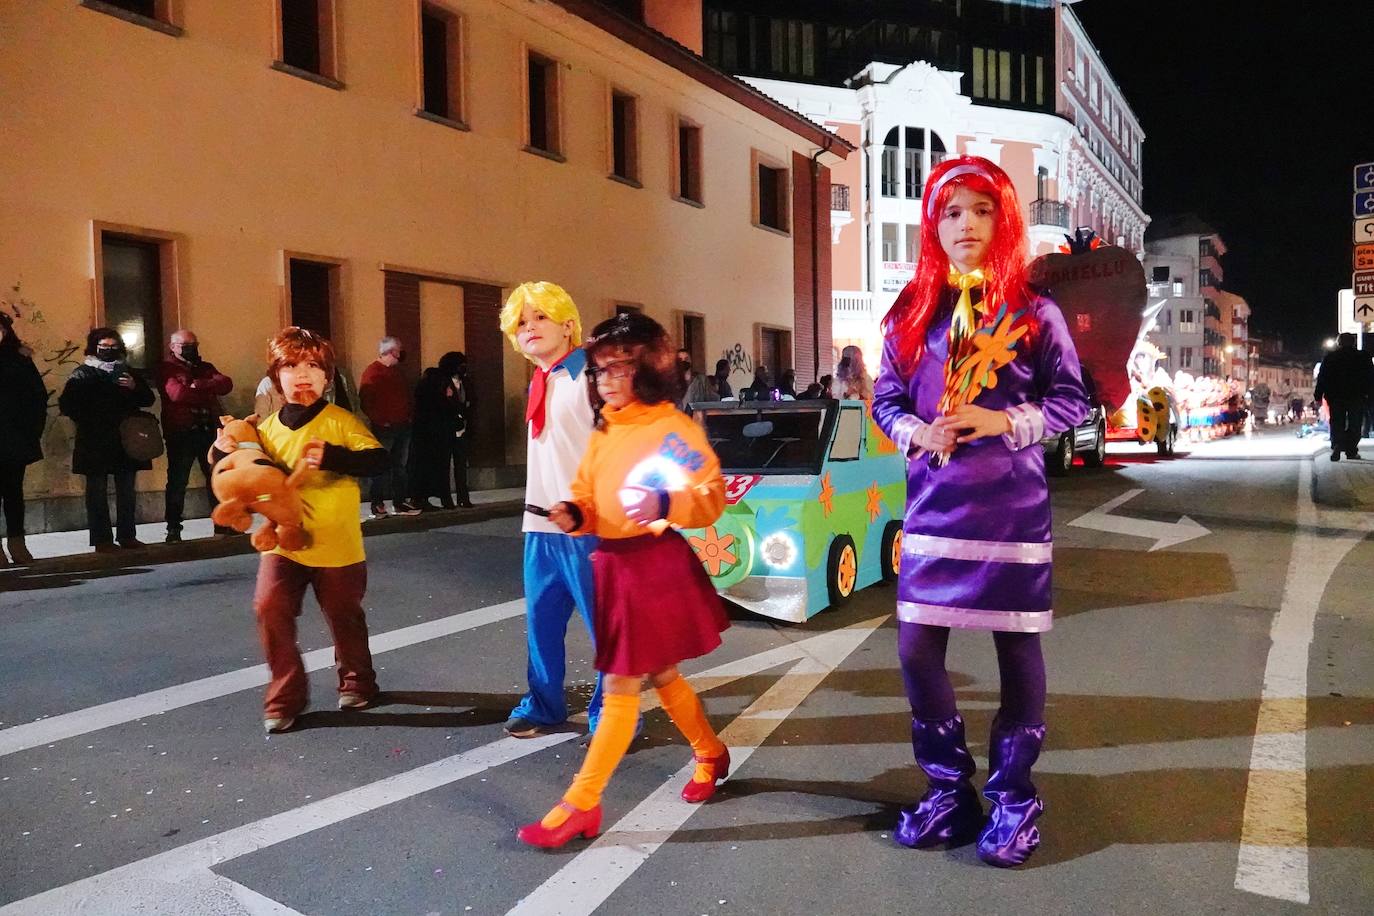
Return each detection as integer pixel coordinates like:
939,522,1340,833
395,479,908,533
896,600,1053,633
903,533,1052,564
1002,402,1045,451
891,414,922,457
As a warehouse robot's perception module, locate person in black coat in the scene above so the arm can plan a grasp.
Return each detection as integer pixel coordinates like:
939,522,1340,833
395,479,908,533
409,352,474,509
1314,332,1374,461
58,327,156,552
0,312,49,565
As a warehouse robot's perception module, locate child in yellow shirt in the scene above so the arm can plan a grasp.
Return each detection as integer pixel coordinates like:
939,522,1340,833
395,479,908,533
518,312,731,848
214,328,388,734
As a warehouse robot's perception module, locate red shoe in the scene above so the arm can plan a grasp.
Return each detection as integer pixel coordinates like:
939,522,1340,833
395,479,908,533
517,802,602,849
681,748,731,803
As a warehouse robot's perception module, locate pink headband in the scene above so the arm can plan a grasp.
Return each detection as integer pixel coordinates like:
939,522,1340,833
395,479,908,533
924,162,997,221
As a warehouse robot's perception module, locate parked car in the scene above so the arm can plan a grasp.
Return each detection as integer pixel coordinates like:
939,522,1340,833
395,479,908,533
681,399,905,623
1042,367,1108,475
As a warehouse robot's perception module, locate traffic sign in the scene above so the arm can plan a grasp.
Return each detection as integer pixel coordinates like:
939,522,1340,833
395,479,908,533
1355,270,1374,297
1357,191,1374,218
1358,243,1374,271
1356,296,1374,324
1357,162,1374,193
1356,217,1374,244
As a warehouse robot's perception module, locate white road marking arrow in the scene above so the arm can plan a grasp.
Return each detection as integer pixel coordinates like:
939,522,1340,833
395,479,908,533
1068,488,1209,552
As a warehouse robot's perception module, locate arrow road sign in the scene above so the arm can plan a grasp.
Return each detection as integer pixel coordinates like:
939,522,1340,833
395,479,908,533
1357,296,1374,324
1357,191,1374,218
1357,162,1374,193
1359,217,1374,244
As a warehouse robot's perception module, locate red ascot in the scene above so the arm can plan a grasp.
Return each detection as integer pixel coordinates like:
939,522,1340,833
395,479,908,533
526,350,572,439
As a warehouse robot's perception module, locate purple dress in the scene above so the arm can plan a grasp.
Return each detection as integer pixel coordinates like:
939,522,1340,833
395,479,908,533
872,293,1089,633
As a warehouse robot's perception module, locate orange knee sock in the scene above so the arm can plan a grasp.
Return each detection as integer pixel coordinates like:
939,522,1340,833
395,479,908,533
556,692,640,817
656,676,726,783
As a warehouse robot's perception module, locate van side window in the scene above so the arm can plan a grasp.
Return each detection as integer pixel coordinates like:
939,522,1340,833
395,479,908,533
830,407,864,461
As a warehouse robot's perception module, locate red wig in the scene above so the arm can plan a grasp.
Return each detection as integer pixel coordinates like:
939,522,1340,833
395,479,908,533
882,156,1033,374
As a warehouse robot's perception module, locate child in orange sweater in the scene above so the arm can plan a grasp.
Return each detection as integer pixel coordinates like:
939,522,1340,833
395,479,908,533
517,312,732,849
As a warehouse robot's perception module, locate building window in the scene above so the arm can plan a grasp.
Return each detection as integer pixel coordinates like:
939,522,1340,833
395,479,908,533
1090,75,1100,110
675,119,703,205
767,18,815,79
1035,54,1045,106
610,90,640,183
881,131,900,198
1152,265,1170,282
419,4,463,124
881,223,899,262
1180,346,1193,369
287,257,338,339
526,51,562,157
80,0,181,34
615,302,642,316
276,0,337,82
1199,268,1216,288
100,232,168,370
704,9,739,71
905,224,919,263
755,157,789,233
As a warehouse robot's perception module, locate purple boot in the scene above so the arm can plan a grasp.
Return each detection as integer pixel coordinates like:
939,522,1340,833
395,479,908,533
894,715,983,849
976,716,1046,867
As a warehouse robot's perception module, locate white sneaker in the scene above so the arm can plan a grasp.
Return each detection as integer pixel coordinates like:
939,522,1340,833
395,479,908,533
338,693,373,710
263,715,296,733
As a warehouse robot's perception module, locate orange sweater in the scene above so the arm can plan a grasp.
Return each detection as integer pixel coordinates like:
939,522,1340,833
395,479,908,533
569,400,725,539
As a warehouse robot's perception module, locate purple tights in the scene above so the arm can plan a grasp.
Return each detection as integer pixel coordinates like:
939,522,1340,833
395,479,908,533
897,621,1046,725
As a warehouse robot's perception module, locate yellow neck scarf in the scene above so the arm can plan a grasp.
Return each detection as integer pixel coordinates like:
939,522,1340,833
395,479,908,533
946,266,987,343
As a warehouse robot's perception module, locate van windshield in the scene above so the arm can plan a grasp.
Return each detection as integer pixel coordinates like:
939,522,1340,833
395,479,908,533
696,405,831,474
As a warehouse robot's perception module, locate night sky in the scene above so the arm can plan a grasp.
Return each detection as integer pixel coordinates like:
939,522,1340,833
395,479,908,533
1072,0,1373,356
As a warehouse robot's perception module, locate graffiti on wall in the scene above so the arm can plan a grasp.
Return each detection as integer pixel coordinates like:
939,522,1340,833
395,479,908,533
720,343,754,391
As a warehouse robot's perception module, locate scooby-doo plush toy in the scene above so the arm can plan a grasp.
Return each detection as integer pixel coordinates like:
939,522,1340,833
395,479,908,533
209,415,309,552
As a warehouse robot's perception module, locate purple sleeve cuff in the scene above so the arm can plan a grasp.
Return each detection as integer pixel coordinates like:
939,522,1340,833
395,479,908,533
891,414,923,456
1002,403,1046,450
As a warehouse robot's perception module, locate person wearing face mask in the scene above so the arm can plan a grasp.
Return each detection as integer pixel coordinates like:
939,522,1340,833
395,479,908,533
409,352,474,510
359,336,421,518
58,328,157,553
158,330,234,543
0,312,48,566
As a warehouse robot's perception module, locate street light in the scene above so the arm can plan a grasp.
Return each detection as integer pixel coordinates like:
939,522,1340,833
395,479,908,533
1323,337,1338,350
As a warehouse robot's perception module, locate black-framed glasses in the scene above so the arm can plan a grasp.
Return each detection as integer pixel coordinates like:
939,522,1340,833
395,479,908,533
588,359,635,382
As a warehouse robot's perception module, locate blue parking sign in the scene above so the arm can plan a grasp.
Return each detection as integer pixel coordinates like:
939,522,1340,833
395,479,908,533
1357,190,1374,218
1357,162,1374,193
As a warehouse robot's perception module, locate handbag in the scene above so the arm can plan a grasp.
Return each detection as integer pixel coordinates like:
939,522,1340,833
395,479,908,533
119,411,165,462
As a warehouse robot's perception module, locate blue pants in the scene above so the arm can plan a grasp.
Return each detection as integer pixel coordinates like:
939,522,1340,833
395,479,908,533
510,532,604,728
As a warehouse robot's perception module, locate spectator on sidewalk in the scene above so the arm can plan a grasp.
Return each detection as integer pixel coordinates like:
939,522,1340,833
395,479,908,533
359,336,420,517
158,330,234,543
58,328,156,553
833,345,874,401
678,351,711,410
777,369,798,399
712,359,733,400
410,353,473,510
1314,332,1374,461
0,311,48,566
741,365,774,401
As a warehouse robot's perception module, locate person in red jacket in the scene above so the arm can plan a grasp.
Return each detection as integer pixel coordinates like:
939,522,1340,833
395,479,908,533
158,329,234,543
359,336,421,517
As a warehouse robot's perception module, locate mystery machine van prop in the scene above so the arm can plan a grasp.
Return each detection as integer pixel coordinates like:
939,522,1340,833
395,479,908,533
681,400,905,623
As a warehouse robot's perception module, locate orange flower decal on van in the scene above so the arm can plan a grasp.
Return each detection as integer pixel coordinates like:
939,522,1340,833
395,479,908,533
689,525,738,577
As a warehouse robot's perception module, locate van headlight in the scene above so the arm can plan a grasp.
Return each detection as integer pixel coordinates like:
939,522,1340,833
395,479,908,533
760,531,798,570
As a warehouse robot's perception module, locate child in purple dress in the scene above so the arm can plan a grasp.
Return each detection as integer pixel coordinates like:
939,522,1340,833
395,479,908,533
872,156,1089,867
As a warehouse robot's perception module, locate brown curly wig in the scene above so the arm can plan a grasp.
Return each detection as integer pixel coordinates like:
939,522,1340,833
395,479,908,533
583,312,683,425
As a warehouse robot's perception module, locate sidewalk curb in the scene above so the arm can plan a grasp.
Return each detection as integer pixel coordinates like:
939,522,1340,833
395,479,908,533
1310,447,1374,511
0,500,525,580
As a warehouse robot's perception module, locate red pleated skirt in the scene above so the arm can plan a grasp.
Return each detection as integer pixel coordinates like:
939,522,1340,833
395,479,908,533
592,531,731,676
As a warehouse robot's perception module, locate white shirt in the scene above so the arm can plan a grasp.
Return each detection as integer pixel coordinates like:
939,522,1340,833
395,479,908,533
524,348,595,534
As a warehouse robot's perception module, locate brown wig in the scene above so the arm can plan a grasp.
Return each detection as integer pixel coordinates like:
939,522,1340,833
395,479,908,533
583,311,682,425
266,326,336,393
0,311,23,354
85,326,124,357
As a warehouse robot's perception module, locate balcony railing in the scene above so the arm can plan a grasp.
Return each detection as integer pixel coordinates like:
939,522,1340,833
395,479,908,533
1029,198,1070,229
830,183,850,212
833,290,873,318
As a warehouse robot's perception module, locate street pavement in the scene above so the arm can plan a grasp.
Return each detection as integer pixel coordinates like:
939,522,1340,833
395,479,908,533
1,428,1371,915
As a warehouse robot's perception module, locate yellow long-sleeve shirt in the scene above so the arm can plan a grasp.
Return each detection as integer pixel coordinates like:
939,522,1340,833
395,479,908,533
569,399,725,539
257,404,381,567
